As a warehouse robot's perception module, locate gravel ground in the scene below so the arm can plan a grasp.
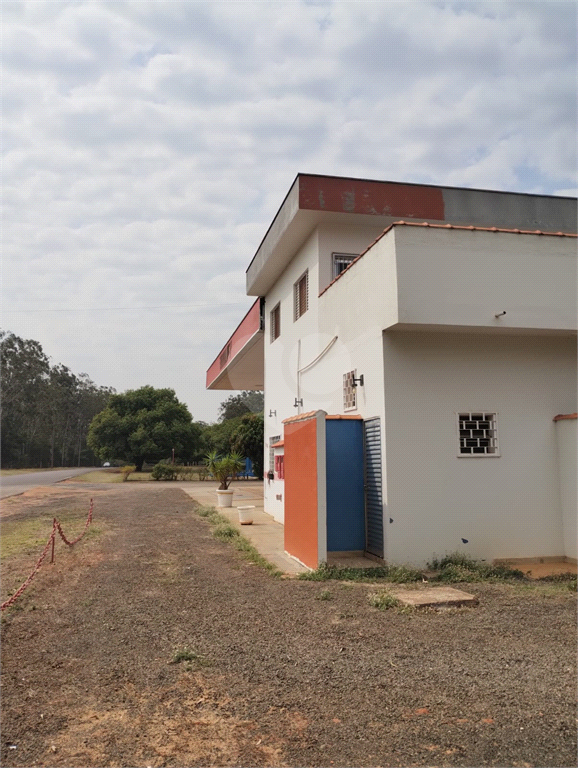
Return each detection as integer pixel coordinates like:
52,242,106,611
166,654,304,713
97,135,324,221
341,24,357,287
1,483,576,768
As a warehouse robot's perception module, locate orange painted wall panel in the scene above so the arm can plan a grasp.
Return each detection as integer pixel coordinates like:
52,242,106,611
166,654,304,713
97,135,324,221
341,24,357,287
284,417,319,569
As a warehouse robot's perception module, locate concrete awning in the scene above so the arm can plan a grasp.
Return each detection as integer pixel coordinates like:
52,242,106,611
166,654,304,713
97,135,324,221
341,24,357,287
206,298,264,391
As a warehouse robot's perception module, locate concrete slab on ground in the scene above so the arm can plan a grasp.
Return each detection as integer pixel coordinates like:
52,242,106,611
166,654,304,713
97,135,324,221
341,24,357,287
390,586,478,608
327,552,385,569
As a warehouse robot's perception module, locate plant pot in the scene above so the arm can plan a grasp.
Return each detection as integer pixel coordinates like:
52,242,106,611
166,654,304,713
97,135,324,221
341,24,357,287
237,506,255,525
216,489,234,507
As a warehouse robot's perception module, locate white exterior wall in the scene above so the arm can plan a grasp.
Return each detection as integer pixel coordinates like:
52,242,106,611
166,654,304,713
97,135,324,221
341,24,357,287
554,418,577,561
263,221,395,522
392,226,577,332
264,229,321,522
382,331,577,566
261,220,577,552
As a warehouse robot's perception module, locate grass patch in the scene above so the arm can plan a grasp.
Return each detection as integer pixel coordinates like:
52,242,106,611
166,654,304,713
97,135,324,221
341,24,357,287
169,646,205,666
536,572,577,592
1,508,102,560
367,589,401,610
1,516,59,559
300,553,544,587
213,522,240,541
0,468,69,476
73,470,152,483
427,552,526,583
195,505,282,577
316,589,333,601
299,562,423,583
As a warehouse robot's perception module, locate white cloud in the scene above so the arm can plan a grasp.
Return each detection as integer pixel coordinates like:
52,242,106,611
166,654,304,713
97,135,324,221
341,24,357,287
3,0,576,421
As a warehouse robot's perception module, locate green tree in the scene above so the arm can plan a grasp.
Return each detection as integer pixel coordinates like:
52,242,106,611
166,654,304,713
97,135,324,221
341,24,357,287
87,386,201,472
202,416,244,456
1,332,112,468
231,412,264,479
1,331,51,466
218,391,264,421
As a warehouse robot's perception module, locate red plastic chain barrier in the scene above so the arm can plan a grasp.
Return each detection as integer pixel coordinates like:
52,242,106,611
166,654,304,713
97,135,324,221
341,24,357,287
55,498,93,546
1,499,94,612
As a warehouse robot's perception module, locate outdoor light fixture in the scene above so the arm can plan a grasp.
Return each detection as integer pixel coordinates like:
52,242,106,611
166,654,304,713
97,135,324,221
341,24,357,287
269,409,277,417
294,398,303,407
352,374,364,387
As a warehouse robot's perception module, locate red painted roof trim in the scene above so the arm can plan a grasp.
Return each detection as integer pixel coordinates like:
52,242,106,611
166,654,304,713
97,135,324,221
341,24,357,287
206,298,262,388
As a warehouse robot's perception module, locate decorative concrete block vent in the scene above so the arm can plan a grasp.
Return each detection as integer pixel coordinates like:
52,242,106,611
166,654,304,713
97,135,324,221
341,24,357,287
343,371,357,411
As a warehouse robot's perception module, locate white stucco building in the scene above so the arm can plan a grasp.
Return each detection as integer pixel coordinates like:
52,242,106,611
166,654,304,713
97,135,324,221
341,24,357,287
207,175,577,568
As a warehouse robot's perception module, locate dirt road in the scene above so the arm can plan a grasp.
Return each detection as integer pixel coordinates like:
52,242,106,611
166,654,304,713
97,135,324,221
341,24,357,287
1,483,576,767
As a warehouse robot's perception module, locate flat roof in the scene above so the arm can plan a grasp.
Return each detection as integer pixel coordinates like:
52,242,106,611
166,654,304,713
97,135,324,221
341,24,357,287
245,174,577,297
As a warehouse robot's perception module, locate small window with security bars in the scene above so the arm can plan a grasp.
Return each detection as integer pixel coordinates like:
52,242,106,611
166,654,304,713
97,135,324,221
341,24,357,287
333,253,357,278
270,303,280,342
458,413,499,456
294,271,308,320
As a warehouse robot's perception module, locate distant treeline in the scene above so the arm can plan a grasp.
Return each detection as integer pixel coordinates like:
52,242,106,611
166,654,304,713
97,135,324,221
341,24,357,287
1,331,115,468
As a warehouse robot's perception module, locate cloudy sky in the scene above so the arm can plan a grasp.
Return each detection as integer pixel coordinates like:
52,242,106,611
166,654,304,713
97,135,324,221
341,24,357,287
3,0,576,422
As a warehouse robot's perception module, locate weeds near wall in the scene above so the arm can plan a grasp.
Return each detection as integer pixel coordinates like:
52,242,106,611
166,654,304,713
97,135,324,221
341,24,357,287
299,562,423,583
196,505,282,577
427,553,526,582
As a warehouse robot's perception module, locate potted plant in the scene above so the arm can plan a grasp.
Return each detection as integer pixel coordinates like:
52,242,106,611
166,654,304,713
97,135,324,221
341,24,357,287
205,451,244,507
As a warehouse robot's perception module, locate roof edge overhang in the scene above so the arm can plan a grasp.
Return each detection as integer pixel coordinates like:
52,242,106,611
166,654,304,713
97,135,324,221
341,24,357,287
245,174,577,297
206,299,264,391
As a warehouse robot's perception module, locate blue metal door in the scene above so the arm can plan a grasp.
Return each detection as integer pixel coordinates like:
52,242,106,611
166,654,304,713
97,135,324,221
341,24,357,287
364,418,384,558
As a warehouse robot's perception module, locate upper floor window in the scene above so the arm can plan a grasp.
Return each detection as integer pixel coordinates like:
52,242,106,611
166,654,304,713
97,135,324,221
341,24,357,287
332,253,357,279
270,303,280,342
294,270,309,320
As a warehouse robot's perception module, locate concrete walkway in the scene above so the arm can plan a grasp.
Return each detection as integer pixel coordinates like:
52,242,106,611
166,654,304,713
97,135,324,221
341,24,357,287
181,480,308,576
181,480,577,580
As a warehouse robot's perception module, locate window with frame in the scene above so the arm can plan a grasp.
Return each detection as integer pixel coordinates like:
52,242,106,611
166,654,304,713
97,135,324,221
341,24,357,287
332,253,357,279
458,413,499,456
294,271,308,320
270,303,280,342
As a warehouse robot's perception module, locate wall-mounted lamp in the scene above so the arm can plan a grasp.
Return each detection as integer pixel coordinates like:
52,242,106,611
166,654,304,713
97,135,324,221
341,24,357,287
352,374,364,387
269,409,277,417
294,398,303,408
494,311,507,318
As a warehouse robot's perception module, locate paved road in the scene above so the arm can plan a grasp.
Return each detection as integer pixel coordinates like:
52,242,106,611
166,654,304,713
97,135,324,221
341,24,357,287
0,468,97,499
